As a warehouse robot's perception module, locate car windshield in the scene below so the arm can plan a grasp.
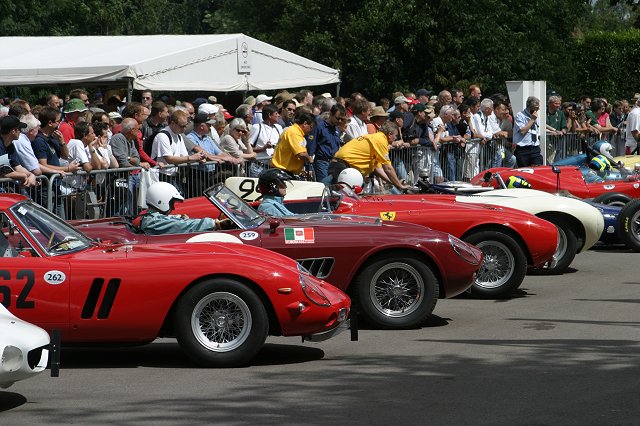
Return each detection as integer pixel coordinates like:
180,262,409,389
205,184,266,229
9,200,94,255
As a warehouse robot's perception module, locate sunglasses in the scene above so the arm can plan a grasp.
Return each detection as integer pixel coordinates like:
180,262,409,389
234,128,247,133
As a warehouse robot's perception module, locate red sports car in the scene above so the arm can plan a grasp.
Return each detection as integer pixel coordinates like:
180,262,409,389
75,184,483,329
471,166,640,203
0,194,351,367
216,178,559,299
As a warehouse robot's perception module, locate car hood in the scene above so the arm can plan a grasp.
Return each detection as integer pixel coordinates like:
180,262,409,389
73,240,296,265
359,193,511,214
0,305,50,348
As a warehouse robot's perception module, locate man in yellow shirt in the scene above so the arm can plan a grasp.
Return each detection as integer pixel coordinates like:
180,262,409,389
332,122,411,191
270,110,315,176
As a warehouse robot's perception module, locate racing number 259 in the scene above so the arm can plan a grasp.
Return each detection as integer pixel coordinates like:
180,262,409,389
0,269,35,309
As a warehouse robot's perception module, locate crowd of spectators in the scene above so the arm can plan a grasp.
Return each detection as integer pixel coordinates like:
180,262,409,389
0,84,637,214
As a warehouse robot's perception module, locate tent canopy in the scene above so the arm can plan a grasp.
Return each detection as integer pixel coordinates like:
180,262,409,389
0,34,340,92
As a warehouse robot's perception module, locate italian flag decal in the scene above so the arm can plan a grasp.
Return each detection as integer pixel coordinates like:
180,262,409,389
284,228,315,244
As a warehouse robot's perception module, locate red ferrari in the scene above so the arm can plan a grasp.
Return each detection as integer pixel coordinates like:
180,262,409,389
215,179,558,299
75,184,483,329
471,166,640,202
0,194,351,367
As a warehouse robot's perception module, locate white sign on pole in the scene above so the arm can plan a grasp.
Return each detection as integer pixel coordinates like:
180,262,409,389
237,36,251,74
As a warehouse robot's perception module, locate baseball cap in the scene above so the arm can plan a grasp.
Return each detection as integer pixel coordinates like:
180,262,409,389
416,88,433,97
207,95,218,103
255,94,273,104
198,103,219,115
389,110,404,120
108,111,122,120
223,111,234,120
194,113,216,125
63,98,88,113
0,115,27,134
406,97,419,105
394,96,409,105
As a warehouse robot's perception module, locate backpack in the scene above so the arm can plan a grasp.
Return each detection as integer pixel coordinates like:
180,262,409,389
143,129,172,158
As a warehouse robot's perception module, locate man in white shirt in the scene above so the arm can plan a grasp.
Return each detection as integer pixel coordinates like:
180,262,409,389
625,98,640,154
344,98,370,143
151,110,205,189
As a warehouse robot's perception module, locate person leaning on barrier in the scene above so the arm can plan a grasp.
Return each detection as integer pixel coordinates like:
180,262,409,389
140,182,229,235
513,96,543,167
0,116,37,187
33,106,81,175
270,110,315,178
331,121,411,192
151,110,205,186
220,118,256,159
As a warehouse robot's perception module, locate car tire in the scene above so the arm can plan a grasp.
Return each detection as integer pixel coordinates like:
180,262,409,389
539,218,577,274
174,279,269,367
617,199,640,252
593,192,631,207
356,257,439,329
463,230,527,298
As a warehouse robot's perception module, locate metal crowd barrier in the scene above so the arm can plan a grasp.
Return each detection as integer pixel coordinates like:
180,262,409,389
389,132,626,184
0,161,246,220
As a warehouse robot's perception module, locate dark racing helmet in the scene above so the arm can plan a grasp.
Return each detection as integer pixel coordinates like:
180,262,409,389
257,168,292,196
506,175,532,189
589,155,611,174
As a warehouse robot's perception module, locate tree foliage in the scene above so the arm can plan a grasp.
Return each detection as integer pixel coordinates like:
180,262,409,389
0,0,637,101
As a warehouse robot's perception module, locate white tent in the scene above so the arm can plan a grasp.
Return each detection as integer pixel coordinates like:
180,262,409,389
0,34,340,92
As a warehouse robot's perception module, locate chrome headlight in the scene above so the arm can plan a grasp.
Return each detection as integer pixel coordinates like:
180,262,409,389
298,265,331,307
449,234,482,265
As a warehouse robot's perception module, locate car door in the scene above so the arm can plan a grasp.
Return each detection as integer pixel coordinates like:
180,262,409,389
0,212,69,329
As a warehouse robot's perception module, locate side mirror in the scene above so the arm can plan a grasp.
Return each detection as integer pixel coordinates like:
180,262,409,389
482,171,492,182
551,166,560,174
268,218,280,234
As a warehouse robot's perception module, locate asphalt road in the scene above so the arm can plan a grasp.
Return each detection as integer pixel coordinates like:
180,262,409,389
2,246,639,425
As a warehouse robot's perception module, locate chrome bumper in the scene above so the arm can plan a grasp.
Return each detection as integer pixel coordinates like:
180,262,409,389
303,307,358,342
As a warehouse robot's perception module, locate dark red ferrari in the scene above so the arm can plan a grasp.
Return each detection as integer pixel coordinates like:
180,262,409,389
75,184,483,329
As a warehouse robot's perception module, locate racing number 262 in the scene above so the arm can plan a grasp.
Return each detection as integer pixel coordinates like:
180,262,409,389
0,269,35,309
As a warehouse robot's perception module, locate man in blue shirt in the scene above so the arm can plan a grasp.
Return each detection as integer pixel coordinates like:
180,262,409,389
0,116,37,187
185,113,239,197
306,104,347,183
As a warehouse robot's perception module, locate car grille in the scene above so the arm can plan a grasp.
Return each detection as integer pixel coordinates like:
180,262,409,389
297,258,335,279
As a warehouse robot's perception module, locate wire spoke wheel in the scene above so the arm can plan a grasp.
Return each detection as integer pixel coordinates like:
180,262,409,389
191,292,252,352
370,262,424,318
475,240,515,289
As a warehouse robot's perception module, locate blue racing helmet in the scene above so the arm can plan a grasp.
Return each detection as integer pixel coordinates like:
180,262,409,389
589,155,611,174
506,175,532,189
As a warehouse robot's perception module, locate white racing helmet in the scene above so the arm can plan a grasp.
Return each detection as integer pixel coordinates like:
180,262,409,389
146,182,183,213
593,141,614,161
337,168,364,192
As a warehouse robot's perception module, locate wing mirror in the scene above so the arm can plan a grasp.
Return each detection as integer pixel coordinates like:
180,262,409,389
268,218,281,234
